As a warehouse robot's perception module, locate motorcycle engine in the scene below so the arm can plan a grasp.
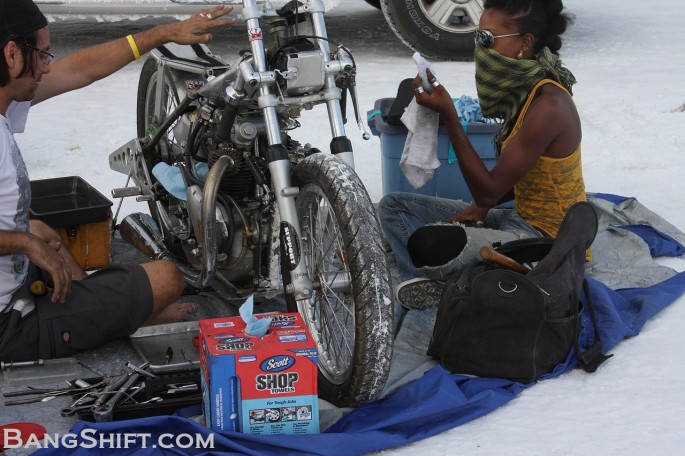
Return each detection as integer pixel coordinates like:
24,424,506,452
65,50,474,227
206,142,255,199
272,38,325,96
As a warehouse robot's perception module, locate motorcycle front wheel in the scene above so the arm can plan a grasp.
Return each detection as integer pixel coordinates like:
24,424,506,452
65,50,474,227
291,154,394,407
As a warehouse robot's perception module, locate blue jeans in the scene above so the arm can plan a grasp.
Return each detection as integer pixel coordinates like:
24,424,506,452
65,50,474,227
378,193,542,282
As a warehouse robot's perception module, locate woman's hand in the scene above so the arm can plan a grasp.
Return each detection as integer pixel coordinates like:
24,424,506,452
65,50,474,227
445,204,490,228
412,69,455,116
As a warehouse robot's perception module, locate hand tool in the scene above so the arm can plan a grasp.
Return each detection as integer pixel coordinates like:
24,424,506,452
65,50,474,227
3,379,106,406
91,362,151,422
125,361,156,378
479,245,532,274
60,393,98,417
0,359,44,371
91,373,130,409
164,346,173,365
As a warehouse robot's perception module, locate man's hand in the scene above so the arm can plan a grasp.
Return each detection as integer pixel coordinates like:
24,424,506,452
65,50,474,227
29,219,63,251
29,219,87,281
165,5,236,45
33,5,237,105
25,235,72,304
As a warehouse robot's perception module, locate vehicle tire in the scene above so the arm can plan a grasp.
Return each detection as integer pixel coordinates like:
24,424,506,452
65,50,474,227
137,57,181,141
381,0,484,61
135,57,184,248
290,154,394,407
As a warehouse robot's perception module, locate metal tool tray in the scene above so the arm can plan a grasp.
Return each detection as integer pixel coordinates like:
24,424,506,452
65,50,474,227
69,372,202,422
129,321,200,373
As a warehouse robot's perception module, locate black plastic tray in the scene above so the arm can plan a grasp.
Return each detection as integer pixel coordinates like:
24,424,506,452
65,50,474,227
30,176,113,227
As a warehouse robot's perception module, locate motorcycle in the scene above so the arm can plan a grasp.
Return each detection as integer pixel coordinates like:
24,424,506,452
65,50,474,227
108,0,393,407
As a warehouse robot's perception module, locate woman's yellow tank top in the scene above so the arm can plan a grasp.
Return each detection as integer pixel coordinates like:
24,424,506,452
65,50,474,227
501,79,586,238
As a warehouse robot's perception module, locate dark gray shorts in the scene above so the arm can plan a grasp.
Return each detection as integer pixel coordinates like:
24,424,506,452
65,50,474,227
0,264,153,361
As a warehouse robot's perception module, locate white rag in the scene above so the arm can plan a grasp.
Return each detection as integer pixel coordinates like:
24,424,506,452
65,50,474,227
399,98,440,189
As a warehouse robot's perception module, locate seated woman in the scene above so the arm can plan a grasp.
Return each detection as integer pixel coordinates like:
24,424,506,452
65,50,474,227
379,0,585,310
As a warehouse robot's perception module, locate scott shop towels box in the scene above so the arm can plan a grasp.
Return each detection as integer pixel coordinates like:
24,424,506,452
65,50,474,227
199,313,319,435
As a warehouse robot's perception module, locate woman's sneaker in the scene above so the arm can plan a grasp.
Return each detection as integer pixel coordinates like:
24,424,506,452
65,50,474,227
396,278,444,310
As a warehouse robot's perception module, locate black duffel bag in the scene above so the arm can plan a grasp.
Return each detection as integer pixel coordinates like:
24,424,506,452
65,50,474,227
427,202,612,383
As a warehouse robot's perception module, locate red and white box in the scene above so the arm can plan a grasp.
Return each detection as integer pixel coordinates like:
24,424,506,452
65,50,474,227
199,312,319,435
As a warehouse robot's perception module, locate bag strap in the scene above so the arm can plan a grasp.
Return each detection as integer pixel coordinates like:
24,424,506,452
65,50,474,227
386,78,415,125
574,279,613,372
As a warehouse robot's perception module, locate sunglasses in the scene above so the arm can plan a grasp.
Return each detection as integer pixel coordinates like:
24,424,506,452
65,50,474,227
17,42,55,65
474,29,522,49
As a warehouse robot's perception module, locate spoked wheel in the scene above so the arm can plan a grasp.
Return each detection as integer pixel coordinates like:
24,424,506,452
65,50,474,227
135,57,184,244
291,154,394,407
137,57,182,143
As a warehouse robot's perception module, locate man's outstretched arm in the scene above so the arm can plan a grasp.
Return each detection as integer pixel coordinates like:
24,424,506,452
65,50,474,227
33,4,235,104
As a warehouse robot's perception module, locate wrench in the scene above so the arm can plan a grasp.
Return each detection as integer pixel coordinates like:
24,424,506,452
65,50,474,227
61,393,97,417
91,373,129,409
92,373,140,422
91,362,151,422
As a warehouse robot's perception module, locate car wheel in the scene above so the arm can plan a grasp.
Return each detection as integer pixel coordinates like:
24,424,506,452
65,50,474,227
381,0,484,61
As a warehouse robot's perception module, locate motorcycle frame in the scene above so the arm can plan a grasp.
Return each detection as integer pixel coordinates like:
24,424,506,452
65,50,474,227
113,0,359,301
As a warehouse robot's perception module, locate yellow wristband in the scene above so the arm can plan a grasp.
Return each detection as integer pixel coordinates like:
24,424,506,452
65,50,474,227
126,34,141,61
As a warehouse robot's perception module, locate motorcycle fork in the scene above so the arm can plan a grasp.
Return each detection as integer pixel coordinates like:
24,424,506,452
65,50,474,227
308,1,355,168
243,1,313,301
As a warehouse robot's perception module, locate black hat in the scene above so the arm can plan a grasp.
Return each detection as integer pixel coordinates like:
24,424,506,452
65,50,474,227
0,0,48,43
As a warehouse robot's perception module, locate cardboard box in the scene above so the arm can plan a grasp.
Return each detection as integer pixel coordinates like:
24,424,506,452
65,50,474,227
199,313,319,435
368,98,500,201
30,176,113,270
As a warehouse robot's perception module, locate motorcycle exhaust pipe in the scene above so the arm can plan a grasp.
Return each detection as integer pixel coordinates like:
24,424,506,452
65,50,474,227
120,156,232,289
119,213,171,261
119,212,211,289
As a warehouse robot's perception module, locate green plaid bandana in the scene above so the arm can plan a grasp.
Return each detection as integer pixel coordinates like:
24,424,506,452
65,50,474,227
474,45,577,152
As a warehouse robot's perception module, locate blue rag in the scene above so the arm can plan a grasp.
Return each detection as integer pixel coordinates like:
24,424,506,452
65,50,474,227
151,162,210,201
448,95,490,164
453,95,486,123
239,296,272,337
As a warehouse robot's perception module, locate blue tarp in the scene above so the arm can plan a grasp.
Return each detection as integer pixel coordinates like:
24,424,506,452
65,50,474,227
34,194,685,456
615,224,685,257
33,273,685,456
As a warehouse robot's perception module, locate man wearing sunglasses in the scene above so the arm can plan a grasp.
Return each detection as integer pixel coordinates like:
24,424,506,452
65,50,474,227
0,0,235,362
380,0,585,310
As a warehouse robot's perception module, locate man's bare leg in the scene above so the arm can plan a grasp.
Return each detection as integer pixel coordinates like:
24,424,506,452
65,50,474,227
139,260,194,325
31,221,193,324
